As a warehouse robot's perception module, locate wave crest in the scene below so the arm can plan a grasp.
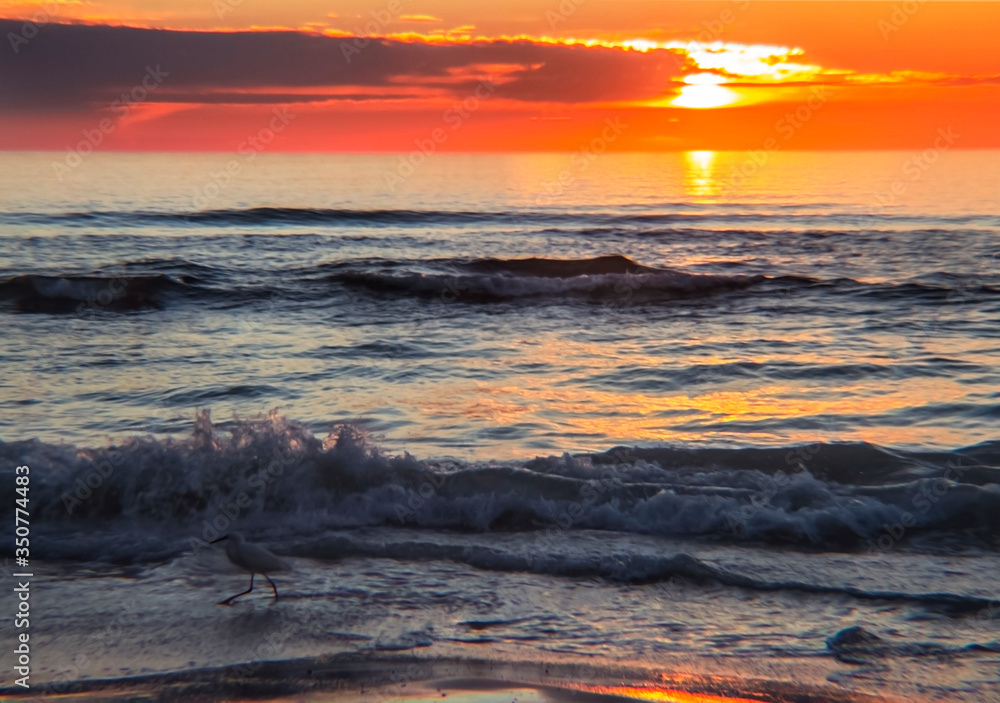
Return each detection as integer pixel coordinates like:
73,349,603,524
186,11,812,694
0,273,185,311
2,412,998,565
332,256,762,302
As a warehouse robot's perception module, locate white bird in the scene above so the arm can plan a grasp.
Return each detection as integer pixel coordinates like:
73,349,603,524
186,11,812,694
209,532,290,605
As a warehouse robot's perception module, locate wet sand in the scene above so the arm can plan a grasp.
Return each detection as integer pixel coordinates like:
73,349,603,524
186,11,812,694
0,652,896,703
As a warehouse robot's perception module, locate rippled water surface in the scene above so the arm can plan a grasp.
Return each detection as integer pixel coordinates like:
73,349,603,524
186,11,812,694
2,151,998,457
3,151,1000,701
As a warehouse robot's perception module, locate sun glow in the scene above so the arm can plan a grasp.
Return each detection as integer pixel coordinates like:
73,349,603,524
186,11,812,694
687,150,715,170
671,73,739,108
670,41,821,80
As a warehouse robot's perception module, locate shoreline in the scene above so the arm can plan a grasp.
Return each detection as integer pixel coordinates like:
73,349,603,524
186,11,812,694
0,652,896,703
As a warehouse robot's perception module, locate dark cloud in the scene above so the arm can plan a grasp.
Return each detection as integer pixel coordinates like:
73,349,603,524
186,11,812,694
147,92,420,104
0,20,687,113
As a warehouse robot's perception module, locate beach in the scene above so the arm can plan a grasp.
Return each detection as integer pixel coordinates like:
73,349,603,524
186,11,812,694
1,151,999,701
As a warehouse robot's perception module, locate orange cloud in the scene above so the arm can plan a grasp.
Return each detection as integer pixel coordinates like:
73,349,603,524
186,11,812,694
399,14,441,23
1,10,998,151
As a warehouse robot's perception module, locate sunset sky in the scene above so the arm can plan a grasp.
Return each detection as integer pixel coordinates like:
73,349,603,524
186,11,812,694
1,0,998,151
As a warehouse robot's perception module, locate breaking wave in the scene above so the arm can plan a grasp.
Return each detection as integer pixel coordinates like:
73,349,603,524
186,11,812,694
0,273,188,311
2,411,998,568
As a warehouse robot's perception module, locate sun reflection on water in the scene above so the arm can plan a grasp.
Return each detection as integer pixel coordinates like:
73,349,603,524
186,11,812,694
683,150,719,198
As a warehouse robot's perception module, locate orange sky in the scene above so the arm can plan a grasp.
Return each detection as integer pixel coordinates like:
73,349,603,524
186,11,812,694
1,1,998,151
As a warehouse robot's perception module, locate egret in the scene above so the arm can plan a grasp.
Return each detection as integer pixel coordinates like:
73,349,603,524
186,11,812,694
209,532,290,605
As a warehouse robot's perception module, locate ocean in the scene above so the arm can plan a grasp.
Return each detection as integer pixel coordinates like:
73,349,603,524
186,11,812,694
1,150,998,701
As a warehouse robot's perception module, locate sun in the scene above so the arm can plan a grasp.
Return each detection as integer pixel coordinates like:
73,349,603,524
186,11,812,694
671,73,740,109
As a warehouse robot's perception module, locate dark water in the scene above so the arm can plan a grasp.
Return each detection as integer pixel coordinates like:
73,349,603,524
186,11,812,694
2,151,998,456
0,151,998,699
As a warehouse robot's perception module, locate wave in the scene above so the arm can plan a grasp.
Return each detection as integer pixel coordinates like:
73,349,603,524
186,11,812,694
0,256,766,310
4,255,997,313
329,256,764,302
3,206,644,227
1,207,559,227
322,256,998,305
288,534,998,612
464,254,654,277
2,412,998,567
5,205,996,228
0,273,189,311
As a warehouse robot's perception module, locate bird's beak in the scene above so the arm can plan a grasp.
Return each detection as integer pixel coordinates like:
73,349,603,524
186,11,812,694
209,536,228,544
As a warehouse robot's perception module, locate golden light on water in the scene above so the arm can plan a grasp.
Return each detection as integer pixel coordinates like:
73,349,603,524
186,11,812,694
684,150,719,197
573,684,769,703
687,150,715,170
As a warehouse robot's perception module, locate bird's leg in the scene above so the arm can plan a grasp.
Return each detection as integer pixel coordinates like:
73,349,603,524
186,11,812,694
219,573,254,606
264,573,280,600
